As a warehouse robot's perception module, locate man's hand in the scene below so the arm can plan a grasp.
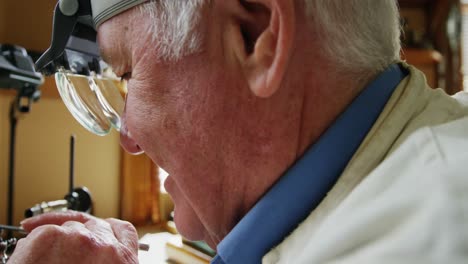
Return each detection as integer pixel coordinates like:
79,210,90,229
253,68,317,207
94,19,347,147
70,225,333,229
8,211,138,264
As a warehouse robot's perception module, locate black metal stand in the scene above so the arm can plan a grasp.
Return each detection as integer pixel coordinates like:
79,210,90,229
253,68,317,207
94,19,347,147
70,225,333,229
7,100,18,237
69,135,75,194
1,44,42,238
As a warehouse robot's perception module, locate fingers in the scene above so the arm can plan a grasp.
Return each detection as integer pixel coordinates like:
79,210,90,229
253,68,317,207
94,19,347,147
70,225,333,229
62,221,86,229
21,212,138,250
18,225,66,256
21,211,96,232
84,218,117,245
11,214,139,264
105,218,139,252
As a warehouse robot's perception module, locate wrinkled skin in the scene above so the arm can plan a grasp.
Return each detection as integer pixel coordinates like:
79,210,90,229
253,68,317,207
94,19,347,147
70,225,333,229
8,212,138,264
107,1,304,247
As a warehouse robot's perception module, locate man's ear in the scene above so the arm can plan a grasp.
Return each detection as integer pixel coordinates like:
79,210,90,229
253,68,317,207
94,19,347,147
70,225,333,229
238,0,295,98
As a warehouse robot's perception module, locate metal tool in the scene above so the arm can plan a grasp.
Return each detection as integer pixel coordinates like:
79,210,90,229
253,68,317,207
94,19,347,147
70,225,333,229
24,135,93,218
0,237,17,264
0,224,150,250
0,226,21,264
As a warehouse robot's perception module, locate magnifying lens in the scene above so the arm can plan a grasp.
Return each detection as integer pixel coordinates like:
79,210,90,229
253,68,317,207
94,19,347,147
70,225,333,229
36,0,148,136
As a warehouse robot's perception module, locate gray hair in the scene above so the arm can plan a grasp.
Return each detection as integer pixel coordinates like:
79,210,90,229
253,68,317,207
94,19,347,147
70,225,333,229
137,0,401,75
137,0,206,61
305,0,401,75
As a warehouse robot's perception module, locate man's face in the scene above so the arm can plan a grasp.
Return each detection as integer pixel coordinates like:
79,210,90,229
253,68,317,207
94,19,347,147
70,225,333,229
97,2,300,247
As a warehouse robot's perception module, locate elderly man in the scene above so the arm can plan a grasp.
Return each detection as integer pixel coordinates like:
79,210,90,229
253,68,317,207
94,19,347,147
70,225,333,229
9,0,468,263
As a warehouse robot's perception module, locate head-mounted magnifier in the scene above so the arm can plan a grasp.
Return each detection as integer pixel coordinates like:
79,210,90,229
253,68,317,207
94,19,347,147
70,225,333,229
36,0,147,136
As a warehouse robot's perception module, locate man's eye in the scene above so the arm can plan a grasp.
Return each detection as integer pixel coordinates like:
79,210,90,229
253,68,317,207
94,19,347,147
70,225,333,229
120,72,132,81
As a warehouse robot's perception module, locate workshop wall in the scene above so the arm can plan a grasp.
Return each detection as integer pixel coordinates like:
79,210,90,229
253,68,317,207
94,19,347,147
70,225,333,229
0,0,122,225
0,0,6,41
2,0,55,51
0,95,122,225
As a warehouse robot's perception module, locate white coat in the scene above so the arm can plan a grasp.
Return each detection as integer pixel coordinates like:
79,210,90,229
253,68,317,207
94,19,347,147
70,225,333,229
263,64,468,264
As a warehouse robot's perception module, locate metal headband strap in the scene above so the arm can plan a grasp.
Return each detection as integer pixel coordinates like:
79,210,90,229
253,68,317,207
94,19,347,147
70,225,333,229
91,0,149,28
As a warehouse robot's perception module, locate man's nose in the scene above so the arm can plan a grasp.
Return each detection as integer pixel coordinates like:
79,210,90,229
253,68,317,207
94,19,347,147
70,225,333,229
120,108,144,155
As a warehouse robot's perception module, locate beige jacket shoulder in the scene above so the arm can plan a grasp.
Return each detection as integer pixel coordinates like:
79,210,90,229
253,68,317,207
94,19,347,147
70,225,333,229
263,64,468,264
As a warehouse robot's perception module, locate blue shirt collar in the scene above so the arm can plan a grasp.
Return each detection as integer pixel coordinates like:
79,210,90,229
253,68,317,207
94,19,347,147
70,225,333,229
212,64,408,264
